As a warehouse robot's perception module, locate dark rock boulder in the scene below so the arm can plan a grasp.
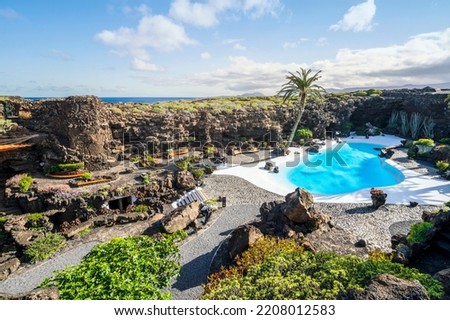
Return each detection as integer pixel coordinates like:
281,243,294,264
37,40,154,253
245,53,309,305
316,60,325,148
162,201,200,233
370,188,387,208
228,225,264,260
176,170,196,190
281,188,315,224
434,268,450,296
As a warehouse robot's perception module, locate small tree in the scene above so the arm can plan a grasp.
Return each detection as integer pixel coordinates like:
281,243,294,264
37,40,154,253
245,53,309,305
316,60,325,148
278,69,325,150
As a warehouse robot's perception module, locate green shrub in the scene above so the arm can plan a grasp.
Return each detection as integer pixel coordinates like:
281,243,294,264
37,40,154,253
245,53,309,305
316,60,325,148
436,160,450,172
175,160,190,171
50,162,85,173
202,236,443,300
439,138,450,144
414,138,434,147
407,222,434,245
142,174,150,185
40,235,182,300
19,175,33,193
295,127,313,140
25,234,65,263
27,212,44,222
111,106,122,114
191,168,205,179
81,172,93,181
0,217,8,225
341,122,352,132
134,204,149,213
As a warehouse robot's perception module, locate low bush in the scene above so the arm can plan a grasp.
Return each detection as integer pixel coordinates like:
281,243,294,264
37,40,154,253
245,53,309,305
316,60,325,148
0,217,8,225
414,138,434,147
25,234,65,263
175,160,190,171
436,160,450,172
27,212,44,222
295,127,313,140
439,138,450,144
407,222,434,245
191,168,205,179
19,175,33,193
50,162,85,173
202,236,443,300
40,235,182,299
81,172,93,181
134,204,149,213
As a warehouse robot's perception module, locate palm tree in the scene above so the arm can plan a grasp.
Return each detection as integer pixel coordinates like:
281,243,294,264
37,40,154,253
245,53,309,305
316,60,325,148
446,94,450,107
278,68,325,150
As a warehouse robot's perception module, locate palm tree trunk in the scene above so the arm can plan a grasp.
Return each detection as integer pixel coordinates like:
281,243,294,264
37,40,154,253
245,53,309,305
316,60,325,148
285,95,306,150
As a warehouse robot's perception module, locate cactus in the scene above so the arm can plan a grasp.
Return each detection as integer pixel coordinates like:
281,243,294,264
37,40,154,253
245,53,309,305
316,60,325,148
409,112,423,139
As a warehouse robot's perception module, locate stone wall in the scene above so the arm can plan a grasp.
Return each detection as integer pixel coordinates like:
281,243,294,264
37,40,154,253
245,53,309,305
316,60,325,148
9,91,449,169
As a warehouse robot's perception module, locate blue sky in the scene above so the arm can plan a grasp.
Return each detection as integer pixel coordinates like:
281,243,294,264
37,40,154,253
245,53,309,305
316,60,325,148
1,0,449,97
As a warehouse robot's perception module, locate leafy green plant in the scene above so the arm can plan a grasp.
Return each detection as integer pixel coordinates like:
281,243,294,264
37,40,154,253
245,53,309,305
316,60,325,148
41,235,182,300
191,168,205,179
50,162,85,173
436,161,450,172
0,216,8,225
175,160,190,171
295,127,313,140
407,222,434,245
414,138,434,147
78,228,92,237
25,234,65,263
134,204,149,213
81,172,93,181
19,175,33,193
27,212,44,222
202,236,443,300
439,138,450,144
142,174,150,185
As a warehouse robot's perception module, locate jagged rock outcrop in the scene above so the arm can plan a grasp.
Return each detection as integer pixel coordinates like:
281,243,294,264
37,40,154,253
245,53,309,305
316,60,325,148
347,274,429,300
0,287,59,300
176,170,196,190
162,201,200,233
260,188,331,236
227,225,264,260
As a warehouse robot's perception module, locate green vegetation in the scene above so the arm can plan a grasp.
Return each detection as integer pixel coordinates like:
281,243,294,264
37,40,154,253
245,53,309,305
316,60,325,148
134,204,149,213
439,138,450,144
407,222,434,245
202,237,443,300
0,216,8,225
19,175,33,193
175,160,190,171
41,235,183,300
278,68,325,150
81,172,93,181
414,138,434,147
0,119,14,134
110,106,122,114
50,162,85,173
142,173,150,185
78,228,92,237
25,234,65,263
436,160,450,172
27,212,44,222
295,127,313,141
191,168,205,180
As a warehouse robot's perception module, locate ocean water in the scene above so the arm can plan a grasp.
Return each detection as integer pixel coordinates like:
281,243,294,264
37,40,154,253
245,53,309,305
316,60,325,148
25,97,196,104
286,142,405,195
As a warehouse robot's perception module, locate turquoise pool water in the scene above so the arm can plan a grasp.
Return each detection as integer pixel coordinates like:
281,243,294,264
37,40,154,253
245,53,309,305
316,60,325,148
286,142,405,195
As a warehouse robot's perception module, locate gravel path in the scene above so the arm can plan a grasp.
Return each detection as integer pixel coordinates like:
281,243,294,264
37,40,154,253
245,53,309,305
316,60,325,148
0,241,99,294
171,205,261,300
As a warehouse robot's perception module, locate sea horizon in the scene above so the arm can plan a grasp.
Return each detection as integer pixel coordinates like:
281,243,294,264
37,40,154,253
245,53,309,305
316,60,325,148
24,97,198,104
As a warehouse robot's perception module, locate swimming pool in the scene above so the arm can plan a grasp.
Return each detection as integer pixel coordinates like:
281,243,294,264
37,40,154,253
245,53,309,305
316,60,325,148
286,142,405,195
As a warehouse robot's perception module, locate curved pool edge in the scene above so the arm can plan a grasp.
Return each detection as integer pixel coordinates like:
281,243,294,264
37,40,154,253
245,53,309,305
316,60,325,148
213,135,450,205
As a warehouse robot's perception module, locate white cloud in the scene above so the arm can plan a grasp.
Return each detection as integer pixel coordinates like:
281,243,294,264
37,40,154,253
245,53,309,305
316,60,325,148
283,38,309,49
193,56,303,94
316,37,328,47
242,0,283,18
190,28,450,93
169,0,283,27
0,8,18,19
96,14,196,71
233,43,247,51
330,0,376,32
169,0,222,27
314,27,450,88
201,52,212,60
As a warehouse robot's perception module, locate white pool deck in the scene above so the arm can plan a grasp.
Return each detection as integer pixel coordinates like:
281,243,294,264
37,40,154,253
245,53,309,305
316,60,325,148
213,135,450,205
